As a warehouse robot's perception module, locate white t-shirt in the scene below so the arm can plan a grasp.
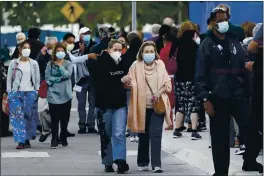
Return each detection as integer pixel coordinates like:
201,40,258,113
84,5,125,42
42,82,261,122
19,61,34,91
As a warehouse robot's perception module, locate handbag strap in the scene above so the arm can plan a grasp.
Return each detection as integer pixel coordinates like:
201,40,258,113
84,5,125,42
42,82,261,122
145,77,154,95
12,62,18,80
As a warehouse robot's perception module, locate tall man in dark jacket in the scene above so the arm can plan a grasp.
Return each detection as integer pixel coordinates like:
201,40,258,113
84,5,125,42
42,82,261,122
195,8,251,176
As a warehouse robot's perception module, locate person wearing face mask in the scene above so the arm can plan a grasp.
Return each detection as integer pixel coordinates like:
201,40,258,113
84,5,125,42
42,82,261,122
61,33,98,137
195,8,251,176
121,41,172,173
45,43,73,149
35,37,58,142
89,40,129,174
72,27,98,134
12,32,27,59
118,34,128,54
7,41,40,149
72,27,97,56
172,21,202,140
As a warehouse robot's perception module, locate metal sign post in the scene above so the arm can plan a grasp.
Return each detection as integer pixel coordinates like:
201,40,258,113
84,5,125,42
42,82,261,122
132,1,137,31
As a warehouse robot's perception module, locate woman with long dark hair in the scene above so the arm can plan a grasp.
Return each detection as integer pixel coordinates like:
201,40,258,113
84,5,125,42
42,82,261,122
7,41,40,149
45,43,73,149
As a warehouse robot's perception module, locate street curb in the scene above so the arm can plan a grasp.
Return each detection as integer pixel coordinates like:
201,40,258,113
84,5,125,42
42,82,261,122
162,131,261,176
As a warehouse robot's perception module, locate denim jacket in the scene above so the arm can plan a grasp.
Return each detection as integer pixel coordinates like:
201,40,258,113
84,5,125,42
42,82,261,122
6,58,40,92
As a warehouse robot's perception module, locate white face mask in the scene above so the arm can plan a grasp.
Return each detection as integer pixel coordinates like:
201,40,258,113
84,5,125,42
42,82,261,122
194,37,201,45
110,51,122,64
17,40,24,44
21,48,31,57
67,43,74,51
47,49,52,55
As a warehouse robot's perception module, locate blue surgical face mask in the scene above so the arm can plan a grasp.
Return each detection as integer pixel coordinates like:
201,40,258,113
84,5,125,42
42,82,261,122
143,53,155,64
216,21,229,34
56,51,66,60
83,35,91,42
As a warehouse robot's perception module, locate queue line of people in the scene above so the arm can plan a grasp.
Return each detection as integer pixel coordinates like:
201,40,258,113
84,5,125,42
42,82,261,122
3,4,263,175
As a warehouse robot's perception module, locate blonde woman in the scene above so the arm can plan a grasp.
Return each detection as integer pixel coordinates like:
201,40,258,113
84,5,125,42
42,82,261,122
122,41,172,173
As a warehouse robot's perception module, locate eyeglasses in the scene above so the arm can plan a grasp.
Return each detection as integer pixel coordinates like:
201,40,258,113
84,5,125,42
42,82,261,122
212,7,226,13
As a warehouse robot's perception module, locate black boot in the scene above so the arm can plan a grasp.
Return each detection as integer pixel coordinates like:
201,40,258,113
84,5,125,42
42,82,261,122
24,140,31,148
66,131,75,137
50,139,58,149
104,165,115,172
60,133,68,147
242,162,263,173
114,159,129,174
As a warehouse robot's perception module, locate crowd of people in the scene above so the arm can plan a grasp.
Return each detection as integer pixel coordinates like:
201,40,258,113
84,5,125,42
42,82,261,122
0,3,263,176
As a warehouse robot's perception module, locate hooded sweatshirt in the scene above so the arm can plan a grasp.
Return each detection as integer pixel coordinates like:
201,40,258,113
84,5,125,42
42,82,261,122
91,51,127,109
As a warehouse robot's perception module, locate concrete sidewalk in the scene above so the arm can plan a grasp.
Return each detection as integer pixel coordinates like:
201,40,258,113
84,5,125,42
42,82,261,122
161,121,263,176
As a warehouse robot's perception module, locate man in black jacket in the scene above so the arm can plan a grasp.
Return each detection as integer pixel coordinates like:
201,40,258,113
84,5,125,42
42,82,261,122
195,8,251,176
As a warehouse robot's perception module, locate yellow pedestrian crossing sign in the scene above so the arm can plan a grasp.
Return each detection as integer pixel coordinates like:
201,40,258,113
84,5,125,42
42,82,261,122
60,2,84,23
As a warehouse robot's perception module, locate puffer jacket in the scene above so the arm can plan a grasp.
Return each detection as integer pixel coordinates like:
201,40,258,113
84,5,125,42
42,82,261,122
195,31,251,100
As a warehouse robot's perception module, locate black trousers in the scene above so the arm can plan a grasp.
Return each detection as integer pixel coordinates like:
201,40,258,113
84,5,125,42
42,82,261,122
198,104,206,123
209,95,250,175
49,100,72,140
1,112,10,137
243,86,263,164
137,109,164,169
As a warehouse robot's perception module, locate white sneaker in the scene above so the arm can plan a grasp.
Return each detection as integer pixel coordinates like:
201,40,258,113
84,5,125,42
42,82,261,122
134,136,139,142
153,167,163,173
130,137,135,142
138,166,149,171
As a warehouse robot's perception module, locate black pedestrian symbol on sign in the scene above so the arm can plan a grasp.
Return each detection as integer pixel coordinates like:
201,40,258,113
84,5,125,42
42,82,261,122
68,3,76,19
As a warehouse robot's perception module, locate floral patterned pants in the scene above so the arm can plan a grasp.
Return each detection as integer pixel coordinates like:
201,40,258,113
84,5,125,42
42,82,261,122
8,91,38,144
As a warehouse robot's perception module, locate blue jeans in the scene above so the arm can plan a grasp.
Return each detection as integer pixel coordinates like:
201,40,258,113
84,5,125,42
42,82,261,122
8,91,38,143
96,107,127,165
76,82,96,129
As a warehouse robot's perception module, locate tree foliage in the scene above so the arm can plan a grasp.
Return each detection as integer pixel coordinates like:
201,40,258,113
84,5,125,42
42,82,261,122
2,1,188,31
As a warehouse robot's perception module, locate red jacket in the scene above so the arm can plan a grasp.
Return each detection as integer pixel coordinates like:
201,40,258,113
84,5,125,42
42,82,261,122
159,42,173,75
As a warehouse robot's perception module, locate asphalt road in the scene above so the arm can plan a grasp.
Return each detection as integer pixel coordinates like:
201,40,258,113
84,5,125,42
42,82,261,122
1,96,208,175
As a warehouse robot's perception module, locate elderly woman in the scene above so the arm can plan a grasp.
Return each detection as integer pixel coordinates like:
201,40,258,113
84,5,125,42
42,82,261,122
12,32,27,59
122,41,172,173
